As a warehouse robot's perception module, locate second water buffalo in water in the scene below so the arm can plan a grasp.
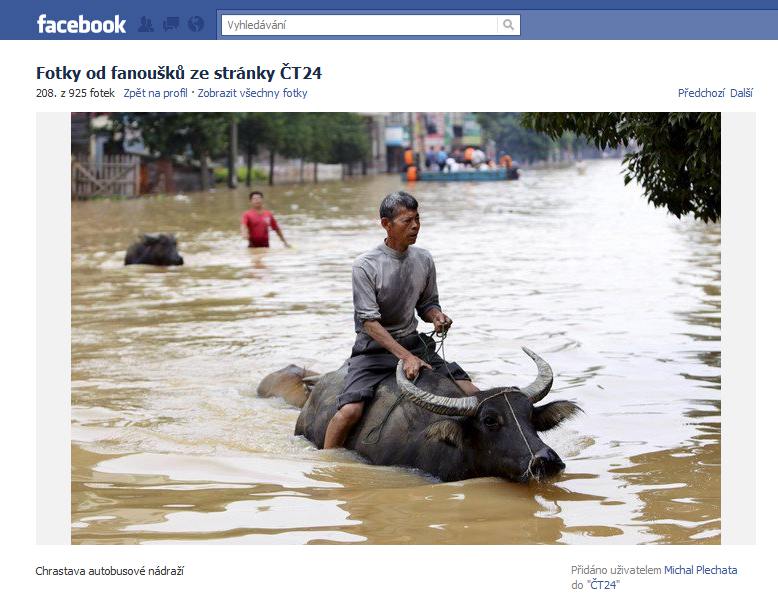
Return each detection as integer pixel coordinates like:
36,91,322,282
256,364,319,409
124,234,184,266
259,348,581,483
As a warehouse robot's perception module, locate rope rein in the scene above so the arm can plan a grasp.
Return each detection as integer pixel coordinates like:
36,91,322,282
418,329,460,387
504,394,538,480
363,395,404,445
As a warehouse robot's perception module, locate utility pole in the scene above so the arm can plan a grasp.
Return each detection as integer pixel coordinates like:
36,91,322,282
228,115,238,189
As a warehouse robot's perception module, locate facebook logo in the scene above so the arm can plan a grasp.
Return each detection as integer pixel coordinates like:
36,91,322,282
37,14,127,34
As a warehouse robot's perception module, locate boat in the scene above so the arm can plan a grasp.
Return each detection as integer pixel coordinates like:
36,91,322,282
402,166,520,182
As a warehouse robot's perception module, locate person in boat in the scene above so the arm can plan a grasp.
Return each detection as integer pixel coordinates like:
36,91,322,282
463,146,474,166
425,146,436,170
403,146,415,172
471,147,486,168
436,146,448,171
322,191,479,449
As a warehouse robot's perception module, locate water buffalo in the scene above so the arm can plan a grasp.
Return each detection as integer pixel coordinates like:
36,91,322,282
124,234,184,266
256,364,319,408
259,348,580,482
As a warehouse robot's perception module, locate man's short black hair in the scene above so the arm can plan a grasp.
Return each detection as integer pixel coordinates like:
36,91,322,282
380,191,418,220
249,190,264,200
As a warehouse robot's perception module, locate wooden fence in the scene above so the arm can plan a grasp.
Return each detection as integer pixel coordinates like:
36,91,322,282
72,155,140,200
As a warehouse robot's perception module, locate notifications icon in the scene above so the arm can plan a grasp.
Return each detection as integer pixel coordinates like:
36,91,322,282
188,16,205,32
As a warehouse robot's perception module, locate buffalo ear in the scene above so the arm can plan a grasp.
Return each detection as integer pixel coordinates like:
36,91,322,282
425,420,464,448
532,401,582,432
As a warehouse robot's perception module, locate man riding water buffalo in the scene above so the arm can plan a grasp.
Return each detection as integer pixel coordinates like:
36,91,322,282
323,191,480,449
259,191,581,482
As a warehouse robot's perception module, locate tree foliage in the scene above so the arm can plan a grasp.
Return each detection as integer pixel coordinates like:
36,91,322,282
236,113,369,166
312,112,371,164
118,112,230,160
113,112,232,189
237,113,271,156
476,112,553,162
106,112,371,187
475,113,592,163
237,113,275,186
522,112,721,222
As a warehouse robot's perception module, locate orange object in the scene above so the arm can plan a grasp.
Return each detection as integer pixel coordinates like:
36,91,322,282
500,154,513,168
406,166,418,181
404,149,414,166
464,147,474,161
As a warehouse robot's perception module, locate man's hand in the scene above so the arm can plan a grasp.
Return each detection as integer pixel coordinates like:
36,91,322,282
430,311,453,334
361,320,431,379
403,354,432,380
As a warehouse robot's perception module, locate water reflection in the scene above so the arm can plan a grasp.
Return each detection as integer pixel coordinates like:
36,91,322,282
72,160,720,544
610,442,720,544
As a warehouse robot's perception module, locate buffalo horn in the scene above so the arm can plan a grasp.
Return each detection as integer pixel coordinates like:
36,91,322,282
520,347,554,404
395,360,478,416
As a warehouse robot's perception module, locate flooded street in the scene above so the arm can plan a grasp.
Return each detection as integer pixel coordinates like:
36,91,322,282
71,159,720,544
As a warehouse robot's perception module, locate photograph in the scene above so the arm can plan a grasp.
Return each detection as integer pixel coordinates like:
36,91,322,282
70,111,721,544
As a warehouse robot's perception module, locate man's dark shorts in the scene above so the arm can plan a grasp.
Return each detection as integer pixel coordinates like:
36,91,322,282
336,332,470,409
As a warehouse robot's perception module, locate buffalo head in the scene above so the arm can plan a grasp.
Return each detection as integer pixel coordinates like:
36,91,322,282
397,347,580,482
124,233,184,266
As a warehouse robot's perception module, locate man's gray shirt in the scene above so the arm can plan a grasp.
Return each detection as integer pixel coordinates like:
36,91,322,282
352,243,441,339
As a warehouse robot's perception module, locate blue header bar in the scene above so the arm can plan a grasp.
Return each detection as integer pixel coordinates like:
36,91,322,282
9,3,778,40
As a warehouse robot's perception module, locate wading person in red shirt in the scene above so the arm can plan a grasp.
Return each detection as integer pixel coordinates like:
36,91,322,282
241,191,290,248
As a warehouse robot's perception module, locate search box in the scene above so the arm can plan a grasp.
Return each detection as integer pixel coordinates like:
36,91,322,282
220,14,521,37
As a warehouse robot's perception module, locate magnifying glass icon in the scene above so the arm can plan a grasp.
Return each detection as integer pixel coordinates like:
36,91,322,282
502,18,514,31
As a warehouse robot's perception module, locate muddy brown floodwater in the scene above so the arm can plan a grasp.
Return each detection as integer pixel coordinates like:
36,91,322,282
71,160,720,544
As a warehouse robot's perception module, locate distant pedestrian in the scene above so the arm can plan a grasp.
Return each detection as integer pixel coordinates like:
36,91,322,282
241,191,290,248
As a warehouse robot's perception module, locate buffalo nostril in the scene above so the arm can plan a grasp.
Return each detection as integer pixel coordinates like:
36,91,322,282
530,459,558,477
529,449,566,477
535,446,560,463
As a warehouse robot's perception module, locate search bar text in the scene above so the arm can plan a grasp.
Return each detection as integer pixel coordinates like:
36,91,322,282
220,14,521,37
